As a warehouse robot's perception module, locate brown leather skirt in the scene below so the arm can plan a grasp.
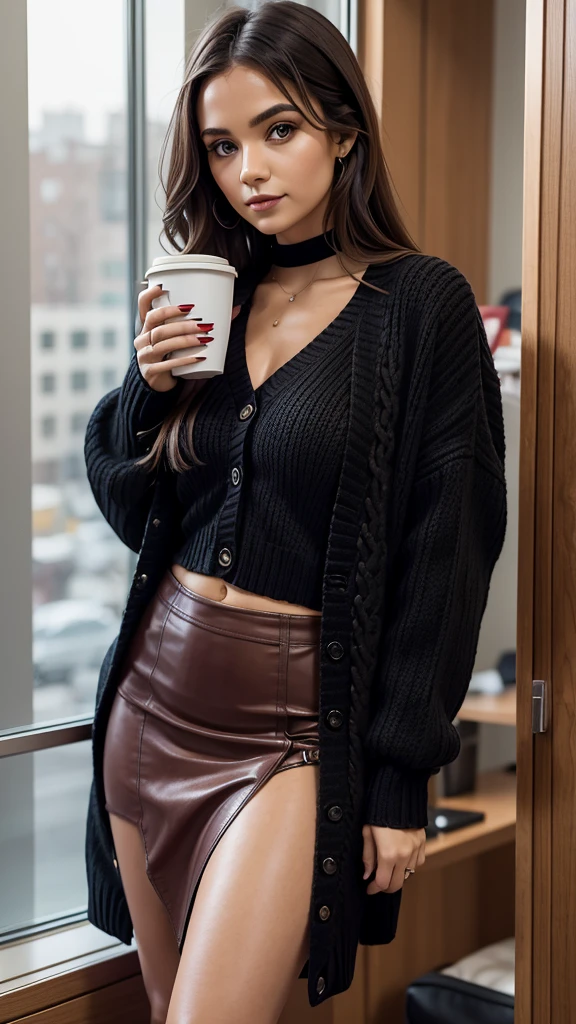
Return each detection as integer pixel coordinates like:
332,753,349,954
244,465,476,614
103,569,322,951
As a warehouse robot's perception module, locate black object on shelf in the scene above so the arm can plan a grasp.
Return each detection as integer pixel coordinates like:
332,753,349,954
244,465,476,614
425,805,485,840
496,649,516,685
498,286,522,331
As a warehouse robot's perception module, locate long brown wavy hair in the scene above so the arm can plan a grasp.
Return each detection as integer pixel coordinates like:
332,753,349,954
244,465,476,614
138,0,420,472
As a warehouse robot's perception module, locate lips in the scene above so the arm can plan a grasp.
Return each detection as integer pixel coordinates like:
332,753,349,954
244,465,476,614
246,195,284,211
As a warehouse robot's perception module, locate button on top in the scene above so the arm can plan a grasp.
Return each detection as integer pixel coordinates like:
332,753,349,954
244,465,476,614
135,573,148,590
218,548,232,567
318,905,331,921
316,976,326,995
322,856,337,875
239,403,254,420
152,518,161,528
326,640,344,661
327,804,343,822
326,709,344,729
231,466,242,486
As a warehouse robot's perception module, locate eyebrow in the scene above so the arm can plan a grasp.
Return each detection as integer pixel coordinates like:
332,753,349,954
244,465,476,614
200,103,300,138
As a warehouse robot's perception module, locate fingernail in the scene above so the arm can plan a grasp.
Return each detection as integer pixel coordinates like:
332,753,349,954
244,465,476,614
200,336,214,342
197,323,214,329
178,304,195,311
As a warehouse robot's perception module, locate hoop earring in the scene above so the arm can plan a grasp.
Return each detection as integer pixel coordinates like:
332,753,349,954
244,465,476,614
212,197,241,230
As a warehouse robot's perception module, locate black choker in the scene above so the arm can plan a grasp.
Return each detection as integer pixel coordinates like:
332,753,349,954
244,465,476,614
270,228,338,267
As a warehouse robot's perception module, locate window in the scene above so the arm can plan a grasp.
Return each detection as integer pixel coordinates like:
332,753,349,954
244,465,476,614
70,370,88,391
99,291,124,306
70,411,89,434
40,330,55,349
101,259,126,279
40,415,56,438
3,0,352,953
40,178,62,203
99,169,126,222
70,330,88,349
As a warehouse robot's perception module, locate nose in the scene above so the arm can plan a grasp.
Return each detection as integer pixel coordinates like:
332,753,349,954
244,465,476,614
239,146,270,188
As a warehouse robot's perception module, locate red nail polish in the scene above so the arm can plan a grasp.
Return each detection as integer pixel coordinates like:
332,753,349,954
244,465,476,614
197,323,214,329
200,336,214,342
178,304,195,311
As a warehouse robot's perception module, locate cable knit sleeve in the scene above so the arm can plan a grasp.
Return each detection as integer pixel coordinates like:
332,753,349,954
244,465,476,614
84,350,183,553
362,271,508,830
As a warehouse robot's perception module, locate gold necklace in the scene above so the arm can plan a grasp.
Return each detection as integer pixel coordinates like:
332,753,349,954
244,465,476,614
270,262,322,327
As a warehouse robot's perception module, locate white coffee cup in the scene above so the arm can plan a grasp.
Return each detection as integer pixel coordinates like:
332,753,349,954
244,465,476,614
144,254,238,379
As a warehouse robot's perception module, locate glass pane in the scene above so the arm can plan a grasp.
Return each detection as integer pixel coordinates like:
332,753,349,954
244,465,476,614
28,0,130,724
146,0,186,265
0,742,92,938
293,0,343,27
222,0,345,33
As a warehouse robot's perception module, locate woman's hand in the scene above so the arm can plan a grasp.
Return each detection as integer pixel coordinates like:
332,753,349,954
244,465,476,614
135,283,242,393
361,824,426,894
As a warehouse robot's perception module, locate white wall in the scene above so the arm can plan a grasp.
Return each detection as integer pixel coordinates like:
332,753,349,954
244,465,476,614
487,0,527,305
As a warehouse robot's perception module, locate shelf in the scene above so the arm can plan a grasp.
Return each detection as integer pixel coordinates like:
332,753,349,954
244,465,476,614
457,685,516,725
422,768,516,870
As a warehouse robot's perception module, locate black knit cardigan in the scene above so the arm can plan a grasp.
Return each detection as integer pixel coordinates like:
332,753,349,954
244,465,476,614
83,252,507,1007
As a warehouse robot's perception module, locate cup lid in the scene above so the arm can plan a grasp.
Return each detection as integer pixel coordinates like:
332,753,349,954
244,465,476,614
145,253,237,278
149,254,229,267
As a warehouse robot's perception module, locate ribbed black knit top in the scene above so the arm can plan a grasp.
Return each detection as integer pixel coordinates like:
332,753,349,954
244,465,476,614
166,267,378,609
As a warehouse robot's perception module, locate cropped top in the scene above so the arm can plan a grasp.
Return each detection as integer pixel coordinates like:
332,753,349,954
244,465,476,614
167,264,380,610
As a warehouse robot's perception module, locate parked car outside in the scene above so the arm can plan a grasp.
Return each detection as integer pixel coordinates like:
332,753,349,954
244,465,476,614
33,600,119,686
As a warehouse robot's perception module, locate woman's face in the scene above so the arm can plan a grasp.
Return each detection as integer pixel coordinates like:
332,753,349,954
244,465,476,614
196,65,353,244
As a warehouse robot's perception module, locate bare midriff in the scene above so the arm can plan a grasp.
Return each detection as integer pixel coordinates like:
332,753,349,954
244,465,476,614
170,565,322,616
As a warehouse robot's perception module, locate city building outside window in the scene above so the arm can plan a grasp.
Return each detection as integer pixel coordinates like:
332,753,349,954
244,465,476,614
70,330,88,349
40,415,57,438
70,411,89,434
70,370,89,391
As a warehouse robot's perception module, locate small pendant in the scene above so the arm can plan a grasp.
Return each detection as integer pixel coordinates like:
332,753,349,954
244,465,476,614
272,319,279,327
289,295,295,301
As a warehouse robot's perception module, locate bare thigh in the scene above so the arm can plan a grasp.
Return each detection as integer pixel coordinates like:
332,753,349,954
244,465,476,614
166,763,320,1024
109,813,181,1024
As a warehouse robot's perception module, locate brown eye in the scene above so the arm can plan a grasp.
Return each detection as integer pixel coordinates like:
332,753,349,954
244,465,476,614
269,122,296,141
208,140,236,158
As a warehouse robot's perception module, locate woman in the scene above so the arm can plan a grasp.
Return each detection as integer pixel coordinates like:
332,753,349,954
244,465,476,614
84,2,507,1021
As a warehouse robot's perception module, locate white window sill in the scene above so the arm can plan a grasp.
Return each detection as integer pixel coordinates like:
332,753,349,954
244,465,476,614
0,921,139,1022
